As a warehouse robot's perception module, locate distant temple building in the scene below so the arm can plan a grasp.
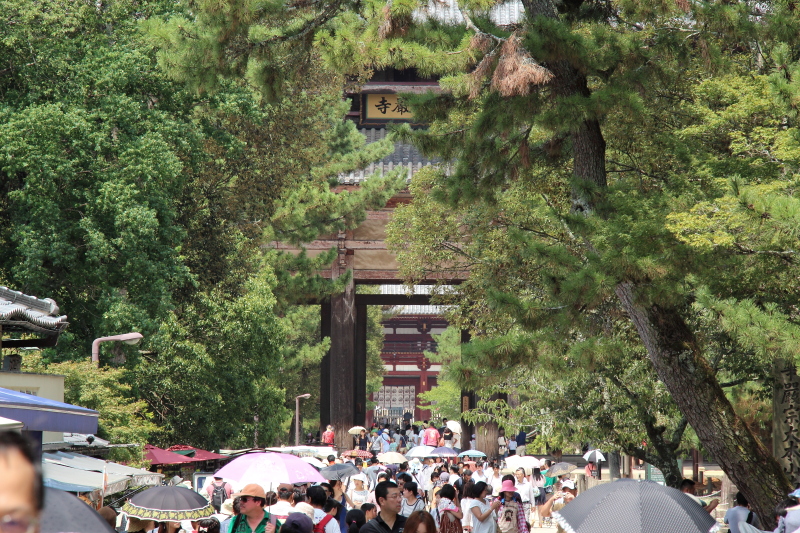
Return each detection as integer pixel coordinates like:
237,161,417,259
368,287,449,426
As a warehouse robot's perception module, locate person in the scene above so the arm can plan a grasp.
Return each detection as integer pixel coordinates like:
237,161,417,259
489,466,503,497
360,503,377,522
455,469,472,499
472,463,488,484
268,487,295,520
529,468,546,528
470,435,477,451
464,483,498,533
774,491,800,533
679,479,719,514
357,430,369,452
380,430,392,454
359,481,406,533
497,430,508,460
282,513,313,533
198,517,222,533
98,506,117,529
208,477,235,513
227,484,281,533
345,509,366,533
584,461,596,479
0,432,42,533
220,497,241,533
127,517,156,533
723,491,760,533
541,479,575,533
433,484,463,530
309,486,340,533
331,480,352,533
443,428,454,449
323,426,335,446
365,458,381,488
513,469,535,527
507,436,517,457
423,422,440,447
400,482,425,517
402,510,436,533
496,479,528,533
449,465,462,491
515,432,526,457
347,475,371,510
451,432,462,454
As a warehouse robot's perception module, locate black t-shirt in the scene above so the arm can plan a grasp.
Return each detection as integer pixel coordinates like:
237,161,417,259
359,514,406,533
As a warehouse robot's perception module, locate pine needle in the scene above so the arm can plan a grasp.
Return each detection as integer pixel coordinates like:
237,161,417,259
490,34,553,97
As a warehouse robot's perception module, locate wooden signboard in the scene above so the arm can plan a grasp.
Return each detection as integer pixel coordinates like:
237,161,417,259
362,94,414,124
773,359,800,478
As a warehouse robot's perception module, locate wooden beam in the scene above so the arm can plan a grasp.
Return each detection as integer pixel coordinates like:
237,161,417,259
354,294,432,306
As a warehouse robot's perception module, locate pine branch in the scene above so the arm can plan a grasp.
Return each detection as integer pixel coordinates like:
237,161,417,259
733,243,796,263
453,0,505,43
669,416,688,451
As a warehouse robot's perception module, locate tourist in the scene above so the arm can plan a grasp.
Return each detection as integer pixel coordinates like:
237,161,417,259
0,433,41,533
423,422,440,447
345,509,366,533
228,484,282,533
359,481,406,533
541,479,576,533
463,483,498,533
513,468,536,526
309,486,341,533
496,479,528,533
400,482,426,517
472,463,488,484
433,484,463,531
723,491,761,533
680,479,719,514
322,426,335,446
357,430,369,452
402,510,436,533
360,503,377,522
269,487,295,520
281,513,313,533
347,475,370,510
515,431,527,457
497,430,508,460
529,467,546,528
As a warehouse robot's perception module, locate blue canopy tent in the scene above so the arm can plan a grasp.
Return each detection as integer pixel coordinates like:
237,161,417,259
0,387,98,453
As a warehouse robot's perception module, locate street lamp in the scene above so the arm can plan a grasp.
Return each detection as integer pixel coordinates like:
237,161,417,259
295,393,311,446
92,332,144,366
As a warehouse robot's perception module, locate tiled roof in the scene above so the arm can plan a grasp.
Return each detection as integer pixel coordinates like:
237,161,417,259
339,128,441,184
413,0,525,26
0,287,68,334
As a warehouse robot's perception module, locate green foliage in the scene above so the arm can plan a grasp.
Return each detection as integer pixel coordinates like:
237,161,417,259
22,353,157,462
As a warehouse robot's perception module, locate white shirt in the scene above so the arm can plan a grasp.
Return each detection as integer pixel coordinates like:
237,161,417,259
313,509,340,533
508,440,518,451
451,433,461,449
472,471,488,484
268,501,295,519
515,480,534,503
463,499,496,533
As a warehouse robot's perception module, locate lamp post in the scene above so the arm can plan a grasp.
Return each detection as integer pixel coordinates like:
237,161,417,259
92,332,143,366
295,393,311,446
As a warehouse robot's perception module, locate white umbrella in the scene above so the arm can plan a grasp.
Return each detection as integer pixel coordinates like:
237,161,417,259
446,420,462,433
348,426,367,435
301,456,326,469
405,446,436,458
378,452,408,464
583,450,606,462
506,455,541,473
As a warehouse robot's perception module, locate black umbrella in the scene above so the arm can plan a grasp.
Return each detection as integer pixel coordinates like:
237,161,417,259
547,462,578,477
122,486,214,521
41,487,115,533
552,479,719,533
319,463,359,480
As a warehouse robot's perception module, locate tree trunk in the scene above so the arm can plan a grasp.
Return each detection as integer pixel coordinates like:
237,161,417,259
517,0,792,523
615,283,791,524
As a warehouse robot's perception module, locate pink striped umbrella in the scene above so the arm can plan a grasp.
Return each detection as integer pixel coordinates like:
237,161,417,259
214,452,325,487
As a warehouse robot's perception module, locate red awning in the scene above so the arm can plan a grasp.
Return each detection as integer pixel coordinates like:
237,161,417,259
167,445,228,461
144,444,197,465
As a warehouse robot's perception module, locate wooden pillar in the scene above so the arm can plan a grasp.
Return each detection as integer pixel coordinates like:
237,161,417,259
320,302,332,432
354,303,367,428
330,252,356,451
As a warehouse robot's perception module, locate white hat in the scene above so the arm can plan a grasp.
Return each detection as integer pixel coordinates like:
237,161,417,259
561,479,575,490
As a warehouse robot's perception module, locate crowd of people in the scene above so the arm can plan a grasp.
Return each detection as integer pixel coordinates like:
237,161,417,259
7,425,800,533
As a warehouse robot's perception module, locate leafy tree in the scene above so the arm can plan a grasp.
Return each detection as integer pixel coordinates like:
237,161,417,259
22,353,157,463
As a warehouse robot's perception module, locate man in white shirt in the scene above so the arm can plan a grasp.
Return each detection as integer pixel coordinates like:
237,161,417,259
308,486,341,533
472,462,488,483
724,492,760,533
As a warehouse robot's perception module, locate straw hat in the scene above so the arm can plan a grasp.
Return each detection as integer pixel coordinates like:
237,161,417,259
126,517,155,532
233,484,266,499
219,498,235,516
292,503,315,520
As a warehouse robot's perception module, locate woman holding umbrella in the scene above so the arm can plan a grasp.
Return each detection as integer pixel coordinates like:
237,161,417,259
357,430,369,451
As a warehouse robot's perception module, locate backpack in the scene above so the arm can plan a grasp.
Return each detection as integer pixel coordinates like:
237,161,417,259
314,515,334,533
211,482,228,512
497,500,520,533
437,508,461,533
